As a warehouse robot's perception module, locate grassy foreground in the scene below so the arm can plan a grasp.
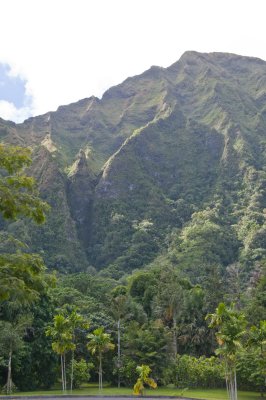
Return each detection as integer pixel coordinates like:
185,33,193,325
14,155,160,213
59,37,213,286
15,384,260,399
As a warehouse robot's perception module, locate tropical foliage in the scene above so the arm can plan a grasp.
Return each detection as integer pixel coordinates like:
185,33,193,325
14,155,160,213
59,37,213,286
207,304,247,400
87,327,115,390
133,364,157,396
1,51,266,397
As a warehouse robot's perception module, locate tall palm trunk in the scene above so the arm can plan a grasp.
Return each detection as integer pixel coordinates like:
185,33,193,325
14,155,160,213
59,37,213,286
61,355,65,391
225,359,238,400
234,367,238,400
99,352,103,390
6,348,12,394
63,353,67,391
60,354,67,392
70,349,74,391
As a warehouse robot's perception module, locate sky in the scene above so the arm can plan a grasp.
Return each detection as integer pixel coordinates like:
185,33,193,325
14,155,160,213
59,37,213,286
0,0,266,122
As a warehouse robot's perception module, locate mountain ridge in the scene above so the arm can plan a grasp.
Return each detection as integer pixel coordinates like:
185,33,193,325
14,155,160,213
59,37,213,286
1,51,265,280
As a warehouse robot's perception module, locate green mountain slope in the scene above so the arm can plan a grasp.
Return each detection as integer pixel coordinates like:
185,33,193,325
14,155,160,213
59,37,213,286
1,51,266,278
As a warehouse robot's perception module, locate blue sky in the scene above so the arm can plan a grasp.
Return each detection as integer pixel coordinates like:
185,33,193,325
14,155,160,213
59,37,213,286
0,64,29,108
1,0,266,122
0,62,32,122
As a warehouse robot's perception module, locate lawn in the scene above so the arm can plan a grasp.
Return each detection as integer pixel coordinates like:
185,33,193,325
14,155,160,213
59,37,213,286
14,384,261,400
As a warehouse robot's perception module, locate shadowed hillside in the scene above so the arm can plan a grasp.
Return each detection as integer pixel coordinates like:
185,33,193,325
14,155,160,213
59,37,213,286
1,51,265,279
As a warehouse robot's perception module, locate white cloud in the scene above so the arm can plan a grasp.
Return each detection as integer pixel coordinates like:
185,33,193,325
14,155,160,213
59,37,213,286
0,100,32,123
0,0,266,121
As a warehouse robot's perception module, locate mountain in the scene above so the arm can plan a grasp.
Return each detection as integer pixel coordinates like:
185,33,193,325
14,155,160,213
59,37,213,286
1,51,266,281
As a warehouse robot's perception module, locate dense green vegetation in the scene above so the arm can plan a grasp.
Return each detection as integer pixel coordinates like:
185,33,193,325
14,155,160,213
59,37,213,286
0,144,51,393
0,52,266,396
0,263,265,394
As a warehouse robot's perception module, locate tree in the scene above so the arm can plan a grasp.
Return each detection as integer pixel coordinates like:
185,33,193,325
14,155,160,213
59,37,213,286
153,267,191,358
0,144,50,392
122,320,168,383
67,309,89,392
177,285,210,356
0,246,47,304
246,266,266,325
133,364,157,396
110,285,128,387
0,144,47,222
207,303,246,400
46,314,74,391
66,359,93,389
87,327,114,390
0,314,32,394
0,144,49,304
247,320,266,395
11,294,58,391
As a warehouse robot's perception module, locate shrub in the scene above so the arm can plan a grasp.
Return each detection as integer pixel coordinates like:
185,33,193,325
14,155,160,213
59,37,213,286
175,355,224,388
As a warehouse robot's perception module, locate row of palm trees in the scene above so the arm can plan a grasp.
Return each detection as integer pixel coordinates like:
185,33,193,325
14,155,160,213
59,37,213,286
46,310,114,391
46,303,266,397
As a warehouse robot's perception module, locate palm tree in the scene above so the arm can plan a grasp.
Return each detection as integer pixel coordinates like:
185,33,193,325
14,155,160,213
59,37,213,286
46,314,74,392
133,364,157,396
68,310,89,392
87,327,114,390
207,303,246,400
153,268,190,359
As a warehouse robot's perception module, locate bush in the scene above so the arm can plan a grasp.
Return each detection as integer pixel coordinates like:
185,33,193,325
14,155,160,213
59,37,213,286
174,355,224,388
113,357,138,386
237,349,266,392
67,359,93,389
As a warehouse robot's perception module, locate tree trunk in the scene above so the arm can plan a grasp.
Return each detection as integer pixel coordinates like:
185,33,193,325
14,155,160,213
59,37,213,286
225,366,229,400
117,318,121,388
61,355,65,392
6,348,12,394
99,353,103,390
63,353,67,392
234,367,238,400
70,349,74,391
225,360,238,400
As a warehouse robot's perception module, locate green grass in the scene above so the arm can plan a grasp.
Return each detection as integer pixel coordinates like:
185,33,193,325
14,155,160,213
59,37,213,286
14,384,260,400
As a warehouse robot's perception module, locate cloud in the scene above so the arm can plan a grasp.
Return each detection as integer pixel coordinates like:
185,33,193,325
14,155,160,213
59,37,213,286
0,64,27,108
0,100,32,123
0,62,33,122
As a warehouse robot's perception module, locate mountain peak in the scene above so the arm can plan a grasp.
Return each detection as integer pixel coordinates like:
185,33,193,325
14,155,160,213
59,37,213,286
168,50,266,73
1,51,266,274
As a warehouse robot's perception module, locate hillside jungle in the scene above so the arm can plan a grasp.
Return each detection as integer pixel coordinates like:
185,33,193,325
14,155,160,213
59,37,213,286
0,51,266,393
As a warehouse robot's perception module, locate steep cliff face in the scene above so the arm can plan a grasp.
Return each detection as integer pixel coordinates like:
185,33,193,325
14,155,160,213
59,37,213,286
5,145,88,272
89,108,224,273
1,51,266,276
67,149,96,248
